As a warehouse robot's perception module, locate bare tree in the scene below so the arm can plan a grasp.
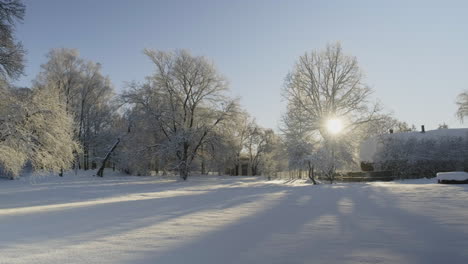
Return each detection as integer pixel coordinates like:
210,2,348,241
284,43,379,138
245,125,274,176
122,49,237,180
282,43,381,180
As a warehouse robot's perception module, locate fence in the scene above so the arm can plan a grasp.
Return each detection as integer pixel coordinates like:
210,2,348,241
272,170,394,182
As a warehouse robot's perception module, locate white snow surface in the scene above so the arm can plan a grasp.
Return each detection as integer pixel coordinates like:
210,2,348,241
436,171,468,181
1,171,468,264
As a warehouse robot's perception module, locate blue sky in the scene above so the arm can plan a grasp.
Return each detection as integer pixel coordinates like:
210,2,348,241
14,0,468,130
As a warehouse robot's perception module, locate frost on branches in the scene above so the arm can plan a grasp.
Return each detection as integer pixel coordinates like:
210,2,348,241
0,84,79,178
34,48,116,171
121,50,237,180
0,2,79,178
456,90,468,122
281,43,383,182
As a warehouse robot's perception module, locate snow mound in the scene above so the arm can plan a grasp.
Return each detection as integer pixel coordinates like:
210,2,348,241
436,171,468,181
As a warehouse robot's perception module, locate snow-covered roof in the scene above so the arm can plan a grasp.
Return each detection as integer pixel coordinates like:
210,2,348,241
360,128,468,162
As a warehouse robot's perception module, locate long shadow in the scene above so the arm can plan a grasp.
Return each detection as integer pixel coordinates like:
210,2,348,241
129,183,468,264
11,178,465,264
0,178,278,210
0,176,215,209
331,184,468,263
0,183,293,250
133,184,345,264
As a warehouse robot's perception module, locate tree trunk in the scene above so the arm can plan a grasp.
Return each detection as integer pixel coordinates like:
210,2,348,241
97,138,120,177
308,161,317,185
200,143,206,175
201,159,206,175
179,163,189,180
179,142,190,180
83,146,89,170
252,165,258,176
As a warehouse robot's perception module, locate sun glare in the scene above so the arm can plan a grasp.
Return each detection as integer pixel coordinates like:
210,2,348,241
326,118,343,135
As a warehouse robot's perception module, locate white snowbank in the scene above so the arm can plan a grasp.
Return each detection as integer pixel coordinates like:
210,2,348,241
392,177,438,184
436,171,468,181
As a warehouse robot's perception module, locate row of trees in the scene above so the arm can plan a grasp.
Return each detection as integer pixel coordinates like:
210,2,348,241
118,50,281,179
2,47,284,179
0,0,289,181
0,1,284,180
3,0,467,180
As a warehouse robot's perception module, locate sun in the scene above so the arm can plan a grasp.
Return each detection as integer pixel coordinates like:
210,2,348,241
326,118,343,135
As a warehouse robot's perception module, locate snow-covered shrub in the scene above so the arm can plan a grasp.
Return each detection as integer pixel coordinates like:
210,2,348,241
374,135,467,178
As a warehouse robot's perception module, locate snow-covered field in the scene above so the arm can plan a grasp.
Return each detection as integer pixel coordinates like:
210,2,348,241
1,172,468,264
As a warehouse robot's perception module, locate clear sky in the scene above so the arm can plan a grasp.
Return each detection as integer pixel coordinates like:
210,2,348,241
14,0,468,131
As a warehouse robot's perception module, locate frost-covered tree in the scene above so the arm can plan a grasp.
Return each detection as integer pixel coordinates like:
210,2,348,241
282,43,382,180
26,87,80,173
190,111,256,176
196,112,285,177
0,0,25,80
197,125,236,175
114,104,169,176
0,85,79,178
0,85,27,176
245,125,275,176
34,48,116,170
221,112,256,175
122,50,237,180
254,129,285,178
283,43,380,138
456,90,468,122
361,115,414,137
281,102,315,178
34,49,83,112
